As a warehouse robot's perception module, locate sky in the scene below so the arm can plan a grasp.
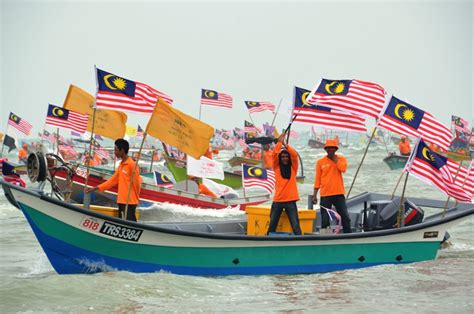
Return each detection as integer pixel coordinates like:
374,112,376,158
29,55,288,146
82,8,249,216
1,0,473,140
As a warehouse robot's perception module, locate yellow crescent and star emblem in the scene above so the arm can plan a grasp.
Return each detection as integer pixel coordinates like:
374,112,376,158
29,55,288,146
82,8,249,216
204,90,216,98
324,81,346,95
247,167,263,177
422,147,435,162
393,103,416,122
10,113,18,122
247,101,258,107
161,174,170,183
52,106,64,117
301,91,311,107
104,74,127,91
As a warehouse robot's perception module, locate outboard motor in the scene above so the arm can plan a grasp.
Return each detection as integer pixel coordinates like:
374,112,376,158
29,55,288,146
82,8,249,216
378,198,424,229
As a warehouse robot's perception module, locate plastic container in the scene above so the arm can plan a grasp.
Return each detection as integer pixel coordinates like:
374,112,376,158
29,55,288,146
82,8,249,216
245,205,316,236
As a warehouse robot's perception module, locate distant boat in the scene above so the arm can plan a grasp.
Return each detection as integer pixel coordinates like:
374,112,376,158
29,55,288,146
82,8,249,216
308,139,325,149
227,156,261,167
53,167,269,211
163,150,305,188
383,153,409,170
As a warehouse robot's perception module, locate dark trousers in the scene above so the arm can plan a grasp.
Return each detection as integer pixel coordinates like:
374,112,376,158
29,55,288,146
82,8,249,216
320,195,352,233
118,203,137,222
267,201,302,235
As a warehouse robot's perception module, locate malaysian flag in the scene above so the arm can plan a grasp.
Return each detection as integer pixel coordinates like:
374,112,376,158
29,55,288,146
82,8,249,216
153,171,174,188
8,112,32,135
45,104,89,134
137,125,144,137
201,89,233,108
320,205,342,234
95,148,110,160
40,130,54,142
377,96,452,150
245,101,275,114
293,86,367,132
95,68,173,114
244,120,259,133
306,79,386,119
242,164,275,194
452,115,470,133
405,139,473,203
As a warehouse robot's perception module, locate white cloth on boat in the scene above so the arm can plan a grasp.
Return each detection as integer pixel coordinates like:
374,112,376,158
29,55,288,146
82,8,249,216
186,155,224,180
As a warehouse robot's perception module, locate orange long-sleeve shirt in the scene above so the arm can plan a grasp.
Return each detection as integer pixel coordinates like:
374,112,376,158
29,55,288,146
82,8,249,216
97,157,141,204
314,155,347,197
18,149,28,161
272,142,299,202
399,141,411,155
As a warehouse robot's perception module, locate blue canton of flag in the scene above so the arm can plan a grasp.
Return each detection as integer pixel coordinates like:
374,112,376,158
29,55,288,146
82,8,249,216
382,96,424,129
97,68,136,97
315,79,351,96
153,171,174,188
377,96,452,150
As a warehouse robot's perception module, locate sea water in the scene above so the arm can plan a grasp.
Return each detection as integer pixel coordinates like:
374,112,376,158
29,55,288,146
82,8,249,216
1,139,473,313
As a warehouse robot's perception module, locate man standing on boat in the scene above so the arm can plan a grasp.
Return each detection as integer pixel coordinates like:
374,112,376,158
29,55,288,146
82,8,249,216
86,139,141,221
18,143,29,164
399,136,411,156
267,134,302,235
312,139,352,233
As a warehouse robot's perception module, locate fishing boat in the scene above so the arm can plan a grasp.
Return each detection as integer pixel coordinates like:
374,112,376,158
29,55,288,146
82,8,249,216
88,165,155,180
52,163,270,211
227,156,261,167
383,153,409,170
308,138,325,149
164,154,305,187
2,178,472,276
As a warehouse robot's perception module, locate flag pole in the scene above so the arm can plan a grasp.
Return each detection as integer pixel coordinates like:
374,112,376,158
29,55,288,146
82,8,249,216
396,171,410,228
442,131,473,215
83,108,97,209
248,113,257,128
199,103,203,121
124,132,146,221
0,123,10,157
269,98,283,129
346,126,378,199
241,164,247,198
391,171,406,200
56,128,60,155
149,148,155,173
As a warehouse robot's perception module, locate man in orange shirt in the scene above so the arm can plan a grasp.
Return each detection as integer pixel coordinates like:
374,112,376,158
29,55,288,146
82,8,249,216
312,139,352,233
18,143,29,164
86,139,141,221
267,134,302,235
398,136,411,156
